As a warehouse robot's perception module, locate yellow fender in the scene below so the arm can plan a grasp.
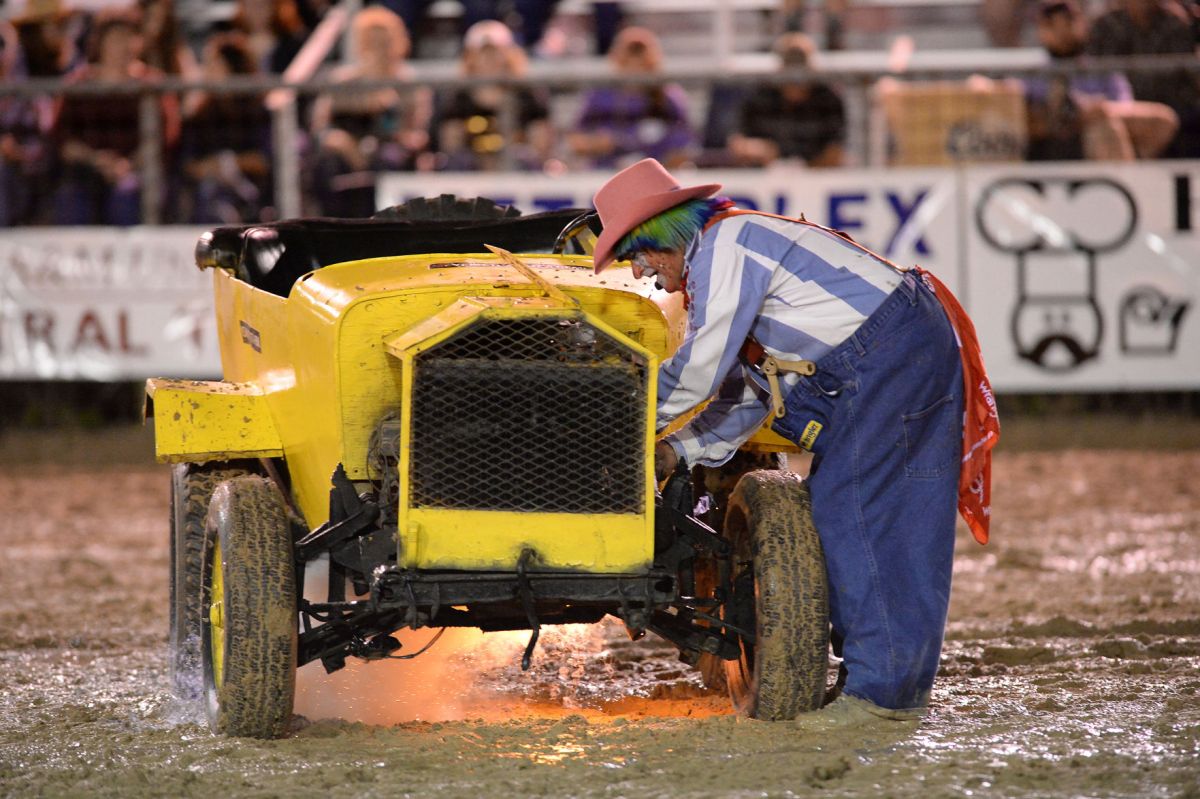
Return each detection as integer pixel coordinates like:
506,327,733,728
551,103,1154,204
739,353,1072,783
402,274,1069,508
144,378,283,464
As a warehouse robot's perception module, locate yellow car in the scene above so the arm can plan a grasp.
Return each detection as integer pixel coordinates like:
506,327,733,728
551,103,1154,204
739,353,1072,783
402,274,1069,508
147,196,828,738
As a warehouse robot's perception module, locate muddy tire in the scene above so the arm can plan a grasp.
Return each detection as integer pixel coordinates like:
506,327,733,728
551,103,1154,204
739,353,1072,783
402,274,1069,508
694,451,788,692
169,462,254,700
722,471,828,720
201,476,296,738
372,194,521,222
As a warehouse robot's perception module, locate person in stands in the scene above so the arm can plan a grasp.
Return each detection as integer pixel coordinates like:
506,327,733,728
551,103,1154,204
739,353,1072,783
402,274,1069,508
179,32,273,223
0,20,51,225
49,8,180,225
138,0,197,77
569,27,695,169
728,33,846,168
1088,0,1200,157
1026,0,1178,160
225,0,309,74
309,5,431,216
11,0,79,78
435,20,554,171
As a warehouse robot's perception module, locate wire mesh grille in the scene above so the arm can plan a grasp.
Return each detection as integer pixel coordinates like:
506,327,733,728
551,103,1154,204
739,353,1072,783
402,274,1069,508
410,316,648,514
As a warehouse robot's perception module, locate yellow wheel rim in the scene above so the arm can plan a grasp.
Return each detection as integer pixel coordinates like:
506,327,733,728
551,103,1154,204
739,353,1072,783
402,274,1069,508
208,538,225,689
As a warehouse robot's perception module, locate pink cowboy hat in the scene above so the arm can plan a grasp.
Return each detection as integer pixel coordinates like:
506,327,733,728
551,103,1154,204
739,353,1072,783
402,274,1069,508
591,158,721,273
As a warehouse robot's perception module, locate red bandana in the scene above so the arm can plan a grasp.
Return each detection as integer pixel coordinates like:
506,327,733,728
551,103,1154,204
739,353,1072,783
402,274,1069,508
915,267,1000,545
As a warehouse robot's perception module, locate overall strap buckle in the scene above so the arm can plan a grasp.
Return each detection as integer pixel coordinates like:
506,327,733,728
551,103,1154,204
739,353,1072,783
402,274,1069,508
761,355,817,419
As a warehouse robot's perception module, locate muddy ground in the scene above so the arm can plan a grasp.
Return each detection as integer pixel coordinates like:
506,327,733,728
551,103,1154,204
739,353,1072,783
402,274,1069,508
0,420,1197,798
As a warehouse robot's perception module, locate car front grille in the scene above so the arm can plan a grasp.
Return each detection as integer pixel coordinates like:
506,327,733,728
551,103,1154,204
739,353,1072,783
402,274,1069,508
409,316,648,514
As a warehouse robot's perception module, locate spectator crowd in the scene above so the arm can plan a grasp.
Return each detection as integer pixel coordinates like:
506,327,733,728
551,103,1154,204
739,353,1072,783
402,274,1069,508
0,0,1197,227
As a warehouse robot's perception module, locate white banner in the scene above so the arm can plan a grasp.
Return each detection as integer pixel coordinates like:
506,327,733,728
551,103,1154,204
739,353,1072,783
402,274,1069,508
965,162,1200,391
382,164,1200,391
0,227,219,380
1,162,1197,391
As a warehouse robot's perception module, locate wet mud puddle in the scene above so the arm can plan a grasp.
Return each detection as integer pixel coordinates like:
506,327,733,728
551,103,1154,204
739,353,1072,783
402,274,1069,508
1,450,1198,797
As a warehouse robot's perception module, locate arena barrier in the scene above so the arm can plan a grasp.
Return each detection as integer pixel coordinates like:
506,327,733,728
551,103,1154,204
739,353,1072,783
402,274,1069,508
2,161,1197,390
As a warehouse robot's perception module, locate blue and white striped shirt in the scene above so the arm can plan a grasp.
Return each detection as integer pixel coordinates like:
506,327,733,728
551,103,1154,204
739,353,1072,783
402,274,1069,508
659,213,904,466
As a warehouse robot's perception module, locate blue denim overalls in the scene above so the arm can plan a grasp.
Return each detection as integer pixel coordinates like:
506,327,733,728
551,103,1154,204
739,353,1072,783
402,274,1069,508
770,271,964,711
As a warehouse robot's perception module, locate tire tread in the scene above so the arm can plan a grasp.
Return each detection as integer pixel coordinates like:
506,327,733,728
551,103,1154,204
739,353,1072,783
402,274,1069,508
203,476,296,739
724,470,829,720
170,463,252,699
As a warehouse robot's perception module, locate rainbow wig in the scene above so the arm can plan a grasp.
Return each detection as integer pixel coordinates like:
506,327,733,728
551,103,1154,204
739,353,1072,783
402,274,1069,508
616,196,734,259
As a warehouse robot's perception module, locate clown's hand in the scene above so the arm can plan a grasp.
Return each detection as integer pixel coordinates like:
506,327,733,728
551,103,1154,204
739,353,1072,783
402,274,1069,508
654,440,680,482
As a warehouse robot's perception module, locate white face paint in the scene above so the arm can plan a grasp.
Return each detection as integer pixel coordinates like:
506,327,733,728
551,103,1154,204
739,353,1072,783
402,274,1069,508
629,249,686,293
631,252,657,278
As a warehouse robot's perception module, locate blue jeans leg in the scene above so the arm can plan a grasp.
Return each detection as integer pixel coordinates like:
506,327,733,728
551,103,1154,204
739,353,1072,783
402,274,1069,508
773,274,962,711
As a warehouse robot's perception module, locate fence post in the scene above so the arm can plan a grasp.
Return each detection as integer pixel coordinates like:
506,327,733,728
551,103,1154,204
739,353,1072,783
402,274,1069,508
341,0,363,64
714,1,735,67
272,94,303,220
138,91,163,225
864,76,885,167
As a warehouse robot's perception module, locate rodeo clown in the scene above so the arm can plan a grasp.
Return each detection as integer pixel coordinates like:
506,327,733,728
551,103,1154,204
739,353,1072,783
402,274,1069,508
592,158,999,721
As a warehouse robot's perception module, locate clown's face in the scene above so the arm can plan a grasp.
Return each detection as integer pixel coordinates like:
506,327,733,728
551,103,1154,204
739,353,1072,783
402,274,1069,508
630,249,687,293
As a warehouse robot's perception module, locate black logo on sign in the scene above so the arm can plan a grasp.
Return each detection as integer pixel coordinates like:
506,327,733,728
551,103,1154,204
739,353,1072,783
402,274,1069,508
1119,286,1190,355
976,178,1137,372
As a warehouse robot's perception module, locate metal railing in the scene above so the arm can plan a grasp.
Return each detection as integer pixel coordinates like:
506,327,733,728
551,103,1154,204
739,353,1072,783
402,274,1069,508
1,54,1196,225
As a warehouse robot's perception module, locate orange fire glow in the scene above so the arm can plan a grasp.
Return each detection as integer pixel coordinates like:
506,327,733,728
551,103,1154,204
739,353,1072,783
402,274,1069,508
295,561,730,726
293,622,731,725
294,626,534,724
